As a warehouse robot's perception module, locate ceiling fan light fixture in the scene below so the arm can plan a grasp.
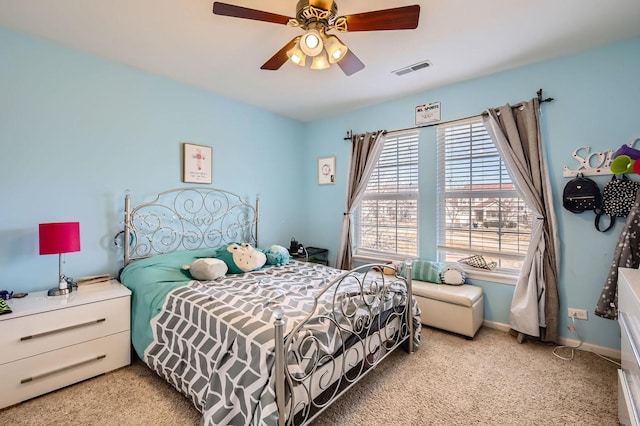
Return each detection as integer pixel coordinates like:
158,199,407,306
286,39,307,66
310,49,330,70
213,1,421,76
323,35,348,63
300,29,324,56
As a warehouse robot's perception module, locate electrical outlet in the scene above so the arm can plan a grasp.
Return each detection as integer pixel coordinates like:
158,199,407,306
568,308,588,320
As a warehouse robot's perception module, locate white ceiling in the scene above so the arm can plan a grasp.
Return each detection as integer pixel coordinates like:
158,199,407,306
1,0,640,122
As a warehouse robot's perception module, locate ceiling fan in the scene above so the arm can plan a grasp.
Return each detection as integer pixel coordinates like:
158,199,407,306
212,1,420,76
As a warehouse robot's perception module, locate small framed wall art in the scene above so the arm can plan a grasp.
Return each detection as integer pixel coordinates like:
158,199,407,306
182,143,212,184
318,155,336,185
415,101,441,125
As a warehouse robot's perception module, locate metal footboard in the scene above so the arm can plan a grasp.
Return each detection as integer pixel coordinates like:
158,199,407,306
273,260,416,425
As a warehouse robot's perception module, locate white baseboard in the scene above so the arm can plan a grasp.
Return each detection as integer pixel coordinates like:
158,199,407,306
557,336,621,361
482,320,621,360
482,319,511,333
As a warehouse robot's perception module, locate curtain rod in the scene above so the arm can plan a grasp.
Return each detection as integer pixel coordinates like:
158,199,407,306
344,88,554,140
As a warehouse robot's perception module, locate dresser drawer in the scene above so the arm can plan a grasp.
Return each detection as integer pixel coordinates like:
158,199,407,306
0,330,130,409
621,269,640,324
621,311,640,424
620,368,640,426
0,296,130,365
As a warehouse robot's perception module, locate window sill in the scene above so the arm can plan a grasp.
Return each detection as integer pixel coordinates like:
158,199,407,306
353,253,517,286
352,253,410,266
462,267,517,286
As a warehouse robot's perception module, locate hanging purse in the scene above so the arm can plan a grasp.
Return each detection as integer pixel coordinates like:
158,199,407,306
595,175,640,232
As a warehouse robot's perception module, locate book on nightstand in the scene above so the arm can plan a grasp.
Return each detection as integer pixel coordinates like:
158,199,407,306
76,274,111,286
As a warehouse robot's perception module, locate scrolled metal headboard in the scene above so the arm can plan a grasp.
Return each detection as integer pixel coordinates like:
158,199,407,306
119,188,259,266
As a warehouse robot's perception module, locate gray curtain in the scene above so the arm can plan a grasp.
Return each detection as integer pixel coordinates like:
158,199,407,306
483,99,560,343
336,130,385,270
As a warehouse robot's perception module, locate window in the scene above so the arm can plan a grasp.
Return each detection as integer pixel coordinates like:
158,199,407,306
356,130,419,259
436,116,532,273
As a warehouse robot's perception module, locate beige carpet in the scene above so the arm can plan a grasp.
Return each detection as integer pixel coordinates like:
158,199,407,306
0,327,619,425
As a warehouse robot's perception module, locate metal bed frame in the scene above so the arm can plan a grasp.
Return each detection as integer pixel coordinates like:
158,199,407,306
119,188,416,426
119,187,259,265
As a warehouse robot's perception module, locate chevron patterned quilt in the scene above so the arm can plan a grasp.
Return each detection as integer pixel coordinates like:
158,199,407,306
137,261,420,426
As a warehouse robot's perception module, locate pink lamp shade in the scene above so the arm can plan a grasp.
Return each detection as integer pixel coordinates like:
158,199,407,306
39,222,81,255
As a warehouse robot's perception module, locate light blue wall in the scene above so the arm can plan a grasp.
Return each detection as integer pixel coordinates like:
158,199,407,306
2,24,639,351
0,27,306,292
302,37,640,350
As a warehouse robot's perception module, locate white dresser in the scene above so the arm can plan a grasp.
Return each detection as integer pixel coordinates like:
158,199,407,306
0,281,131,409
619,267,640,425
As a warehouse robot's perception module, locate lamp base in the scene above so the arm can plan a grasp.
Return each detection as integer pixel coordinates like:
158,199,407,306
48,286,72,296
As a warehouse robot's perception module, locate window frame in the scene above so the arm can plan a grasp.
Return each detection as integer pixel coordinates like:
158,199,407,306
436,116,532,284
353,129,420,262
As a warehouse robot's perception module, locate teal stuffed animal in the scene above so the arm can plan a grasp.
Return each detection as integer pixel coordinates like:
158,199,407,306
263,245,290,266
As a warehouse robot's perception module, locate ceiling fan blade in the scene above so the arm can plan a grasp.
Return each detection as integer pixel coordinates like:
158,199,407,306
261,38,298,71
337,49,365,76
344,5,420,32
213,2,292,25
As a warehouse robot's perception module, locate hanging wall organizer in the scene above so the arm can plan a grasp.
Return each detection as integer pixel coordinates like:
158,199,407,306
563,138,640,177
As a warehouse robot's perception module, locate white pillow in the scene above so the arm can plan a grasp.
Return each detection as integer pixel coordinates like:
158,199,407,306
183,258,228,281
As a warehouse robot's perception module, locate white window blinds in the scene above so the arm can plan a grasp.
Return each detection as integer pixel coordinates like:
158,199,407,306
357,130,419,258
436,116,532,270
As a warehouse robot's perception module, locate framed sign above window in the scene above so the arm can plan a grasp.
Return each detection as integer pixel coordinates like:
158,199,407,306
318,156,336,185
415,101,441,125
182,143,212,184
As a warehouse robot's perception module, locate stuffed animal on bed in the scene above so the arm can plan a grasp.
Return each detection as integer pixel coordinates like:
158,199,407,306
262,244,290,266
217,243,267,274
182,258,228,281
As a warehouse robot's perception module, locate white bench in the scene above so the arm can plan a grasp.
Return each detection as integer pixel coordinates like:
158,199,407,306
411,280,484,338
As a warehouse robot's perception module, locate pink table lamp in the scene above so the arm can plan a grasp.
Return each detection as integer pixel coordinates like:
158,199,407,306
39,222,80,296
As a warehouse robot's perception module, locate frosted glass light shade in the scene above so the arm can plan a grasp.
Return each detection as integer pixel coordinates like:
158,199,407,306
300,29,324,57
310,50,330,70
287,39,307,67
324,35,348,63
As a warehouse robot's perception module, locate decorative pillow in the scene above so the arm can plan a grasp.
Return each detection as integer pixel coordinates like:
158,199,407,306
182,258,228,281
400,259,444,283
216,243,267,274
262,244,290,266
458,254,497,270
440,263,466,285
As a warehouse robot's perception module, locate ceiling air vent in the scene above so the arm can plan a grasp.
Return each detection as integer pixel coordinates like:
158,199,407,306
392,60,432,76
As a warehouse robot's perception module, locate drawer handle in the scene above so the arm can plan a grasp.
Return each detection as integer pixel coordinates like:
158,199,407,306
20,354,106,384
20,318,106,341
620,312,640,364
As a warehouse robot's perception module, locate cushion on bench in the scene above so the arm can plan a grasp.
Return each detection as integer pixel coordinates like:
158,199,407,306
412,281,483,307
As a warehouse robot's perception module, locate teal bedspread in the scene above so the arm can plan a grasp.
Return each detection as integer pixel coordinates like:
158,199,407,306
119,248,219,359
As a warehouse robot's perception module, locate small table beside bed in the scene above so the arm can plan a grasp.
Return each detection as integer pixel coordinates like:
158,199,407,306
116,187,421,426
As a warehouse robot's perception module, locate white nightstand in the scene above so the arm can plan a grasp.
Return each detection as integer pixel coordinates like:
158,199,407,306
0,280,131,409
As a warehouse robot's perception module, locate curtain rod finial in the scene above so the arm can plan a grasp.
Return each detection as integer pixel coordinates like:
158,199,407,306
537,89,554,103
